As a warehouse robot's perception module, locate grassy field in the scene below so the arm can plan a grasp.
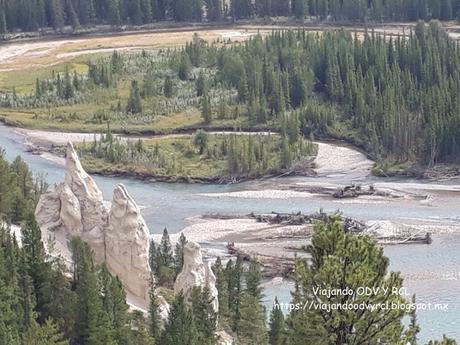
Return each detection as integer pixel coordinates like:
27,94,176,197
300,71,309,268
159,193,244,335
0,61,89,93
0,35,249,133
82,136,227,179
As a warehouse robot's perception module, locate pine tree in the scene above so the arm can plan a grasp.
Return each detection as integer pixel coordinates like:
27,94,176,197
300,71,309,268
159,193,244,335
292,0,307,19
280,136,292,169
212,257,229,318
237,73,249,102
228,256,243,332
290,70,308,107
21,213,53,323
155,228,175,287
46,258,76,340
191,287,217,345
142,71,156,98
130,310,153,345
99,264,130,344
126,80,142,114
206,0,223,21
178,53,192,81
70,237,114,345
440,0,453,19
0,6,7,35
152,0,167,20
196,71,206,97
164,76,174,98
160,228,174,267
239,259,267,345
149,239,158,274
63,67,75,99
269,298,285,345
427,336,458,345
160,293,199,345
245,259,262,299
50,0,64,30
141,0,153,23
66,0,80,29
201,92,212,124
174,233,188,274
231,0,252,19
23,318,69,345
403,294,420,344
148,276,162,341
108,0,121,25
286,218,408,344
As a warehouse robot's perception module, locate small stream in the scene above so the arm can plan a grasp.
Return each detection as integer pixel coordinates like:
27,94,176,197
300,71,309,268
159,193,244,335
1,124,459,342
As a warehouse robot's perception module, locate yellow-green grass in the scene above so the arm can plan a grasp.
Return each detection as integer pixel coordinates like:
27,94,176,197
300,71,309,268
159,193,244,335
151,110,203,132
0,106,208,133
0,61,89,94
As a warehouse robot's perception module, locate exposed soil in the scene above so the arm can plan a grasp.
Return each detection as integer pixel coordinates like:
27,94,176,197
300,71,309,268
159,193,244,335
2,21,460,72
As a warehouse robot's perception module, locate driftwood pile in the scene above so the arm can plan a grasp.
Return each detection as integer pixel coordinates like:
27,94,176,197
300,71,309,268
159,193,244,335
251,211,367,233
333,184,375,198
332,184,401,199
226,242,295,277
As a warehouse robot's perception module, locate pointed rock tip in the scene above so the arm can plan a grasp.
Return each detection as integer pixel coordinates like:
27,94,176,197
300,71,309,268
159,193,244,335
66,141,79,162
112,184,139,209
113,183,129,199
66,141,75,152
183,241,202,257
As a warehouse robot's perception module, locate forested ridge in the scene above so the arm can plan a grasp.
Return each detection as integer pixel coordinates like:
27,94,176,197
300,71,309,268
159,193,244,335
190,22,460,166
1,0,460,34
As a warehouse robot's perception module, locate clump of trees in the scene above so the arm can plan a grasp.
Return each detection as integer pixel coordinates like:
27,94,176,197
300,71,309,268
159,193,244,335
185,23,460,166
212,256,268,345
0,213,154,344
149,229,188,288
0,151,47,223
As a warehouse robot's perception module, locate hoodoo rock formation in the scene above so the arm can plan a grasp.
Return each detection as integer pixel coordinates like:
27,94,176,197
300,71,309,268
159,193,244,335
107,184,151,301
174,241,219,313
35,142,218,318
35,142,150,305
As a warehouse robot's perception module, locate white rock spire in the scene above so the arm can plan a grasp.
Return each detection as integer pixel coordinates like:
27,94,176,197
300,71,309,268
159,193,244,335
174,241,219,312
35,142,151,306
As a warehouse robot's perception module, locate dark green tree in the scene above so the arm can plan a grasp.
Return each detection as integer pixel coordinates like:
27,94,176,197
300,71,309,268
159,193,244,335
269,297,285,345
127,80,143,114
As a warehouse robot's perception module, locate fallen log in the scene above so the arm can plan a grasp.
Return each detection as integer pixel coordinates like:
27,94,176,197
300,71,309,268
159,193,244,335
378,232,432,245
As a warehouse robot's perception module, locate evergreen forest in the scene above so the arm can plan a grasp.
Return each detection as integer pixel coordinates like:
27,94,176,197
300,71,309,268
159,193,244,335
2,0,460,35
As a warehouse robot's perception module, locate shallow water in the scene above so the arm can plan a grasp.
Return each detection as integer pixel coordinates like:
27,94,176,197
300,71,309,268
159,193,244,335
1,124,459,342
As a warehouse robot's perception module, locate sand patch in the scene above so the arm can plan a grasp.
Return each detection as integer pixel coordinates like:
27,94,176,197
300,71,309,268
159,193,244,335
314,142,373,177
199,189,319,199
